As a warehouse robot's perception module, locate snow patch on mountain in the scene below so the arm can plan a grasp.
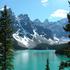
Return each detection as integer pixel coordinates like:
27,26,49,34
13,30,70,48
0,7,70,49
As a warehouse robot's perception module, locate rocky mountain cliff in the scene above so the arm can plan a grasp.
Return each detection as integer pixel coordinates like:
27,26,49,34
0,8,69,48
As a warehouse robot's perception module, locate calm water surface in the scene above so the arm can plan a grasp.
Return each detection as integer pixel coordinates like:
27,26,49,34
14,50,70,70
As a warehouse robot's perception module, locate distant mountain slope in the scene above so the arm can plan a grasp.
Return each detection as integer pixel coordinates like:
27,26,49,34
0,8,69,48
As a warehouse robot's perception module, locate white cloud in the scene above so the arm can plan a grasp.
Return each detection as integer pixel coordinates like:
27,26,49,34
50,9,68,18
41,0,48,7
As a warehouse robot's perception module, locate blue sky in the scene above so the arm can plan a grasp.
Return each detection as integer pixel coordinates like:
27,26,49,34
0,0,69,22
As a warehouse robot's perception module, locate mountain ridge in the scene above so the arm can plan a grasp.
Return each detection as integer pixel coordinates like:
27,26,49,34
0,8,69,49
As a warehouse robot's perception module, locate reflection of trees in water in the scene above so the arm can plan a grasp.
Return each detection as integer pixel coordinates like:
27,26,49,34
45,55,70,70
59,61,70,70
45,59,50,70
45,59,70,70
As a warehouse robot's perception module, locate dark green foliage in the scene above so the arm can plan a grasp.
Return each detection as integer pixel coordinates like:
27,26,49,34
64,1,70,36
59,61,70,70
59,1,70,57
64,23,70,31
55,44,70,57
59,61,64,70
0,5,14,70
64,13,70,32
46,59,50,70
64,1,70,45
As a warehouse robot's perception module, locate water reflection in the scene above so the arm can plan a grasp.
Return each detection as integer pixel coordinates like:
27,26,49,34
14,50,70,70
22,50,29,63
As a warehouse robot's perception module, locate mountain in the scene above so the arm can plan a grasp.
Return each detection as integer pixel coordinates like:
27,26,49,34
17,14,53,39
13,14,69,48
33,19,42,26
33,18,68,38
0,8,69,49
18,14,34,36
43,18,68,38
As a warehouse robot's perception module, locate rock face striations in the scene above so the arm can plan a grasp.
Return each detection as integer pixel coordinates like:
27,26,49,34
0,8,69,49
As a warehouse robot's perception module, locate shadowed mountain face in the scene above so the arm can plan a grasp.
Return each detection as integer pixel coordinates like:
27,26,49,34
18,14,34,35
45,19,68,38
0,8,68,49
15,14,53,39
33,18,68,38
17,14,68,39
5,8,68,39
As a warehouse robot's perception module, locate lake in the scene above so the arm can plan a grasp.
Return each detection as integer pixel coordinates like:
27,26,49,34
14,50,70,70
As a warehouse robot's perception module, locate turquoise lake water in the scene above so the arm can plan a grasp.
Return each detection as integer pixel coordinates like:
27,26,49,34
14,50,70,70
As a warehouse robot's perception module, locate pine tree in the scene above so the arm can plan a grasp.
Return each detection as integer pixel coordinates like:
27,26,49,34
0,5,14,70
64,1,70,44
46,59,50,70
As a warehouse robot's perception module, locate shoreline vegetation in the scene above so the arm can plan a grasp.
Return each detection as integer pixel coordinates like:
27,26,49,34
59,61,70,70
14,41,70,50
55,43,70,57
55,43,70,70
